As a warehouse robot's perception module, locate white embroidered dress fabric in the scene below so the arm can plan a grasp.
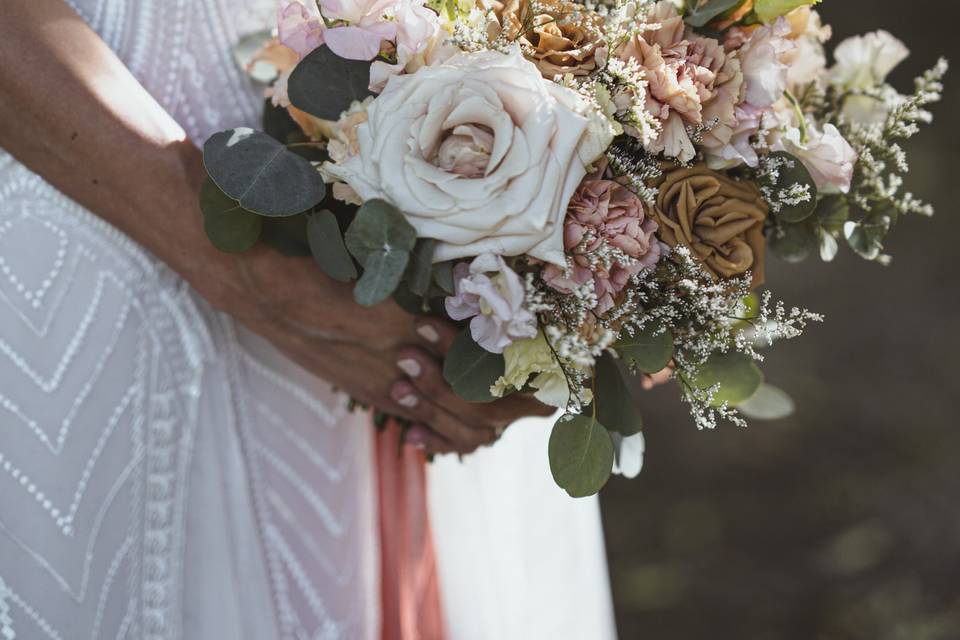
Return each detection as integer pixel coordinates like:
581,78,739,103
0,1,616,639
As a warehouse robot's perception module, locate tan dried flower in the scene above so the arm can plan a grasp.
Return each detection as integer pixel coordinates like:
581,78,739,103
490,0,607,78
651,164,769,287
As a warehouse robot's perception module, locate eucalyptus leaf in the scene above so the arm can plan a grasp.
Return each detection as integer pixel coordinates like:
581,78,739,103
736,383,795,420
594,353,643,436
548,414,614,498
406,239,437,296
260,214,311,256
345,199,417,263
844,205,897,262
816,195,850,232
766,151,817,223
769,220,818,263
203,127,325,216
287,45,376,121
433,261,456,295
615,324,674,374
354,247,409,307
684,0,744,27
307,210,357,282
262,99,306,145
691,351,764,407
442,329,505,403
843,220,883,261
199,178,262,253
392,281,434,315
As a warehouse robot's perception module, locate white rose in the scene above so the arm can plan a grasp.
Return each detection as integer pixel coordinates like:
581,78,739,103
324,47,609,265
828,30,909,91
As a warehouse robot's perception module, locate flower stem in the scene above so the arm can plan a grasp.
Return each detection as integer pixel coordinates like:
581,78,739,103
785,90,809,144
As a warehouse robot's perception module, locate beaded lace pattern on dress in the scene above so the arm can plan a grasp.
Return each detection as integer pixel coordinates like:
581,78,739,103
0,1,379,639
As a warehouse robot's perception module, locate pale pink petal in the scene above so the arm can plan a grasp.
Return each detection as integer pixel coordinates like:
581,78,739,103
324,24,396,60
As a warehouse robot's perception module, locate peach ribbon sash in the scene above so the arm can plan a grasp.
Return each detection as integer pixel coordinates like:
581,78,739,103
375,419,446,640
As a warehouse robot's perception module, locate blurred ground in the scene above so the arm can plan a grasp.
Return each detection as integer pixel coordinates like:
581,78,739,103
600,2,960,638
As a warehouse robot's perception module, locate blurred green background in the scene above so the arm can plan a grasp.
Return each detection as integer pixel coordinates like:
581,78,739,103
600,2,960,638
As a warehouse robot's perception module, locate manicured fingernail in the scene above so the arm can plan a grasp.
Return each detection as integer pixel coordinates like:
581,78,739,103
397,394,419,409
397,358,421,378
417,324,440,343
405,428,427,449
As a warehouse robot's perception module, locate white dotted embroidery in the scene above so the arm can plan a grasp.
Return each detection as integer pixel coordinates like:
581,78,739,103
0,2,371,639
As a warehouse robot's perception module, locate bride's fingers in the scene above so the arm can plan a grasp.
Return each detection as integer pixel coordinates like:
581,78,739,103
404,424,457,455
414,319,458,357
396,347,555,427
388,380,496,453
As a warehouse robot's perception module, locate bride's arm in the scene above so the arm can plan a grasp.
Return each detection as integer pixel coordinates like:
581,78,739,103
0,0,225,293
0,0,551,453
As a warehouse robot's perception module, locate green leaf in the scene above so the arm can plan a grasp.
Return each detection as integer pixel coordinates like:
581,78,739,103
203,127,325,216
684,0,745,27
345,199,417,263
354,247,409,307
615,324,674,374
766,151,818,223
691,352,764,407
769,220,818,263
260,214,311,256
548,414,614,498
844,205,897,263
753,0,819,23
307,210,357,282
199,178,262,253
594,354,643,436
432,261,456,295
815,195,850,233
262,99,305,145
736,383,795,420
392,281,434,315
405,239,436,296
287,45,376,121
442,329,505,403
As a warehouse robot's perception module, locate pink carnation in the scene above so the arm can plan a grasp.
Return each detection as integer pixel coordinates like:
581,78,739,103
617,1,743,163
543,177,662,315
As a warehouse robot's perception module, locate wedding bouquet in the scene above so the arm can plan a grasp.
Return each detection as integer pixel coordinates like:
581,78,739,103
200,0,946,496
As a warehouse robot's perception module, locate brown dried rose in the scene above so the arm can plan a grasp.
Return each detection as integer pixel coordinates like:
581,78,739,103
651,165,769,287
490,0,607,78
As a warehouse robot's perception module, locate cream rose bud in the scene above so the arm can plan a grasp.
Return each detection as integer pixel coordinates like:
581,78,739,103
324,47,609,265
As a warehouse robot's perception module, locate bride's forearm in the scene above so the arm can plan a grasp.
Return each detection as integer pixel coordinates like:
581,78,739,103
0,0,239,304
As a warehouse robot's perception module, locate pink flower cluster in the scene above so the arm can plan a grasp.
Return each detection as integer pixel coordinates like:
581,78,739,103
543,174,662,315
277,0,439,64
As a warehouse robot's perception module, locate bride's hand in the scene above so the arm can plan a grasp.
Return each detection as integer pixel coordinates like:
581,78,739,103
198,244,552,455
0,0,550,455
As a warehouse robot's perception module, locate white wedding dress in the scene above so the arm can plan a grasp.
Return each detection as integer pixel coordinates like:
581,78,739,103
0,1,616,639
